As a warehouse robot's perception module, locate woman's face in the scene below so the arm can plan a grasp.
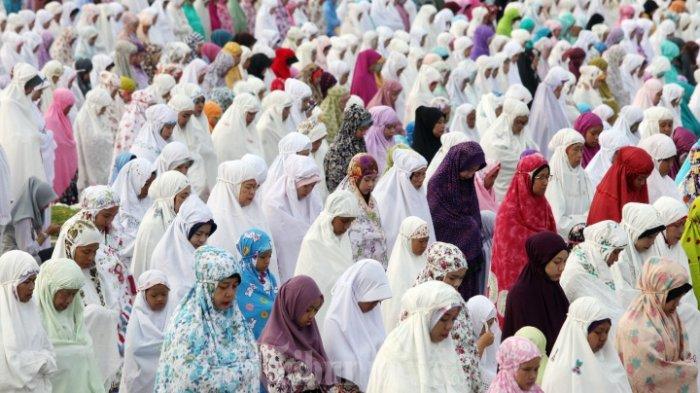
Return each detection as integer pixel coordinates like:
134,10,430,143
255,250,272,273
432,117,446,138
138,172,156,199
311,138,323,153
466,110,476,129
173,186,191,213
515,357,541,391
664,217,686,246
459,164,482,180
212,276,239,310
566,143,584,168
245,111,257,126
358,174,378,196
331,216,355,236
544,249,568,281
658,156,674,177
355,123,371,138
634,233,658,252
652,90,663,106
411,236,429,256
73,243,100,269
16,274,37,303
389,88,401,104
238,179,258,207
631,174,649,191
429,306,460,343
296,182,317,199
587,320,611,353
483,164,500,190
53,288,79,311
189,223,212,248
63,104,73,115
296,296,323,328
160,123,175,141
429,81,439,92
658,119,673,136
512,115,529,134
94,205,119,232
531,166,550,196
383,123,398,139
145,284,169,311
663,296,681,315
281,106,291,121
442,267,467,290
410,168,427,189
606,248,623,266
340,72,349,86
358,300,380,313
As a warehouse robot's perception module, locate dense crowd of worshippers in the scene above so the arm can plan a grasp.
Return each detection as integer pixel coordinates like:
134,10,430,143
1,0,700,391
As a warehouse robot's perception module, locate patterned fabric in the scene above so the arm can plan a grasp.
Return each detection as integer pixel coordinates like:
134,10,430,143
154,245,260,392
202,51,235,93
679,143,700,206
324,105,371,192
339,153,388,266
115,90,157,157
260,344,339,393
680,198,700,305
236,228,278,338
210,87,235,111
320,85,349,142
49,28,76,65
413,242,484,392
488,336,544,393
65,219,106,305
615,257,697,393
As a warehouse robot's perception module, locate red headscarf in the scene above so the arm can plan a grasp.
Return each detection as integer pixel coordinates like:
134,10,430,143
564,47,586,80
586,146,654,225
490,153,556,320
350,49,383,105
271,47,297,80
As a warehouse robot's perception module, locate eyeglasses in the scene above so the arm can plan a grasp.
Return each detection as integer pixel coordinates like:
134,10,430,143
533,174,553,181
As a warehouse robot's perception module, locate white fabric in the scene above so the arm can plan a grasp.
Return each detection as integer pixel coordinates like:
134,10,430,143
529,66,572,158
110,158,155,256
285,78,312,128
449,104,479,142
610,203,664,308
381,217,429,332
638,106,674,139
211,92,262,163
120,270,173,393
610,105,643,145
585,130,630,189
572,65,603,108
262,154,322,283
560,220,628,320
0,250,55,392
466,295,500,388
323,259,392,392
545,129,594,238
541,297,632,393
0,145,12,225
366,280,466,393
0,63,47,201
480,98,536,201
374,148,434,249
130,104,178,163
151,195,212,301
294,189,361,325
130,171,190,282
637,134,682,203
74,87,115,191
154,141,194,175
425,132,469,182
257,90,294,165
619,54,645,104
258,132,312,199
404,65,441,124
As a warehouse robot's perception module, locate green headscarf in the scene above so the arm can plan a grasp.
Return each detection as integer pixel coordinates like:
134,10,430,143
227,0,248,34
383,143,411,174
681,198,700,307
182,3,205,37
319,85,349,142
496,6,521,37
515,326,550,384
588,57,620,115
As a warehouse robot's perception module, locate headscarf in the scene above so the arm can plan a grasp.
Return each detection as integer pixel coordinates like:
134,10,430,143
323,104,372,192
363,105,400,172
632,78,663,109
411,106,444,163
259,275,336,386
503,231,569,355
0,250,55,392
573,112,603,167
491,154,557,315
615,257,697,392
129,104,178,163
271,47,297,80
350,49,382,105
638,134,681,203
41,88,76,199
681,197,700,305
367,79,402,110
488,336,544,393
9,177,57,233
587,146,654,224
514,327,549,385
322,259,392,391
110,158,155,241
529,66,572,158
154,246,260,391
319,85,348,141
211,92,262,162
471,25,495,60
236,228,277,339
541,297,630,392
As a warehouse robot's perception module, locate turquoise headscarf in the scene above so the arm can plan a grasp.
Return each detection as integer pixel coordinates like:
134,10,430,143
520,17,536,32
236,228,277,338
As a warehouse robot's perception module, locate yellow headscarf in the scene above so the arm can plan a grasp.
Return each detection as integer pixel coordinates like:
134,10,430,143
681,197,700,307
223,42,243,88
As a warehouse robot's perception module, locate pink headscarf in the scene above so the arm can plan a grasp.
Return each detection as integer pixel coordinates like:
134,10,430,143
367,80,402,110
573,112,603,168
45,88,77,197
201,43,222,63
350,49,383,105
488,336,544,392
632,78,663,109
364,105,402,172
475,160,500,213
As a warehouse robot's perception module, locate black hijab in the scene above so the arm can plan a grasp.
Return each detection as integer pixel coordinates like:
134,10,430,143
517,47,540,98
75,58,93,95
411,106,445,163
502,231,570,354
247,53,272,80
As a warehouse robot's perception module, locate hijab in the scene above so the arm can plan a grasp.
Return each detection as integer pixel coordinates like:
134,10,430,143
638,134,681,203
323,104,372,192
364,105,400,172
411,106,444,163
129,104,178,163
350,49,382,105
503,231,569,355
573,112,603,167
529,67,572,158
488,336,544,393
44,88,77,198
9,177,57,233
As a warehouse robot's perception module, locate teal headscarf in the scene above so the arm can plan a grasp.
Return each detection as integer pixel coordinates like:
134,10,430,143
520,17,536,32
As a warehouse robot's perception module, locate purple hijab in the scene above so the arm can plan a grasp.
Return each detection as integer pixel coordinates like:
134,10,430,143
258,275,336,385
573,112,603,168
427,141,486,297
470,25,494,60
671,126,698,178
350,49,383,105
502,231,569,354
364,106,401,172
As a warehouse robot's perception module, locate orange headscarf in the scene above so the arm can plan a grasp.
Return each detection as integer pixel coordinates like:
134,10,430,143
203,101,222,132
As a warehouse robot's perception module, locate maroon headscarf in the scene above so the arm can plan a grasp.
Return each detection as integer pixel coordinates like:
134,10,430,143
258,275,336,385
502,231,570,354
573,112,603,168
671,126,698,178
350,49,383,105
564,47,586,80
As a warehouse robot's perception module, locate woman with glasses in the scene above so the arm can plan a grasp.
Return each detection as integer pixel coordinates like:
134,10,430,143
489,153,557,322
